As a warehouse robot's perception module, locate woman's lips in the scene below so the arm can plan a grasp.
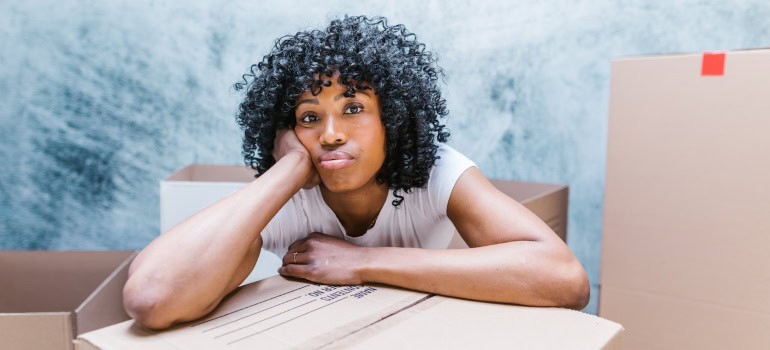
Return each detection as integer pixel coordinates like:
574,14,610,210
318,151,354,170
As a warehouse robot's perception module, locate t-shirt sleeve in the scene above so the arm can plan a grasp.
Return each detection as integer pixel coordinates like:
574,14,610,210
427,143,477,217
260,195,307,257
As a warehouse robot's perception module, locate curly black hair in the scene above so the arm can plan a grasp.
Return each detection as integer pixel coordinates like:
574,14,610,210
234,15,450,206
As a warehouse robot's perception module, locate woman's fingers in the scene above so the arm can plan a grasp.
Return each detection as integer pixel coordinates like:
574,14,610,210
273,129,319,189
286,236,310,254
273,129,302,160
282,251,309,266
278,263,311,279
283,236,314,266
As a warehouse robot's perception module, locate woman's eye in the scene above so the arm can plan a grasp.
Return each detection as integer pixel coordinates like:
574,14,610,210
344,104,363,114
300,114,319,123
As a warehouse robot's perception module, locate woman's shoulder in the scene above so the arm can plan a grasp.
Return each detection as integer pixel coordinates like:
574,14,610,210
433,143,475,168
411,143,477,216
429,143,477,187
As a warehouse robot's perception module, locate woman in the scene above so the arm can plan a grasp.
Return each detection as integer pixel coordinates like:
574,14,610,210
124,15,589,330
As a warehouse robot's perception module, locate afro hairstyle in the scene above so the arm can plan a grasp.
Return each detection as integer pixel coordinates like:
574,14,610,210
234,15,450,206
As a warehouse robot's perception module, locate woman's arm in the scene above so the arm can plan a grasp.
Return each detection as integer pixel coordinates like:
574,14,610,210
278,167,589,309
124,130,316,329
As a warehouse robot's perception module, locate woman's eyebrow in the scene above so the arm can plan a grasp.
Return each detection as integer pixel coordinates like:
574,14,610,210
298,90,372,106
297,98,318,106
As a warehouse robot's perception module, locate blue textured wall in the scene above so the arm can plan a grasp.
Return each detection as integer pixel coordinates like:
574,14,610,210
2,0,769,314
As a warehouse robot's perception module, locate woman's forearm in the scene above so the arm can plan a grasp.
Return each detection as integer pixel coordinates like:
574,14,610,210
123,152,312,328
361,241,589,309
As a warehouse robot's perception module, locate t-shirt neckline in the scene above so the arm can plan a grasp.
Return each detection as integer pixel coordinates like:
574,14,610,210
316,187,394,242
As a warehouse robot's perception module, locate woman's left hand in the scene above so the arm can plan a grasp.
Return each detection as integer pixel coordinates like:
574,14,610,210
279,232,369,285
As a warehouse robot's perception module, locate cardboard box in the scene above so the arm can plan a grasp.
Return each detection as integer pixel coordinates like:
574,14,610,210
76,274,623,349
0,251,137,350
600,49,770,349
161,164,568,260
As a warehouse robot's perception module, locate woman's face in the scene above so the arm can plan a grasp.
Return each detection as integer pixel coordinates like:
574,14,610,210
293,74,386,193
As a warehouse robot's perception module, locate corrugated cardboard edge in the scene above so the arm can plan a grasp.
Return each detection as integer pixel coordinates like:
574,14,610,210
77,319,186,350
74,251,137,336
73,338,100,350
598,319,624,350
611,47,770,60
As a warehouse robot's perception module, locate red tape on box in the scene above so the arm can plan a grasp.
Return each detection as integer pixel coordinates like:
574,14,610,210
701,52,725,76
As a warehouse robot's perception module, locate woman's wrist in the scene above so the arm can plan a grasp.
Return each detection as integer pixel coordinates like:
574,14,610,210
358,246,389,284
273,151,315,189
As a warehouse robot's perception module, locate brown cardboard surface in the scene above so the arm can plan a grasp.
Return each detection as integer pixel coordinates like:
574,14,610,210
328,295,622,350
75,252,139,335
490,180,569,242
0,313,72,350
78,275,622,349
1,251,131,313
165,164,255,183
0,251,136,350
600,49,770,349
602,286,770,349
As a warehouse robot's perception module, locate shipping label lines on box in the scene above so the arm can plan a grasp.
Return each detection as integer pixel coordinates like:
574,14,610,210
77,276,433,349
191,283,387,346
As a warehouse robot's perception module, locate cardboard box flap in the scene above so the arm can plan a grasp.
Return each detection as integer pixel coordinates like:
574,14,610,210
74,251,137,335
488,179,565,203
165,164,256,183
0,251,133,313
0,313,73,350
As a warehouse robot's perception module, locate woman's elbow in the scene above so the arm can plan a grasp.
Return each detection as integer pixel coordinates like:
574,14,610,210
123,284,176,330
562,262,590,310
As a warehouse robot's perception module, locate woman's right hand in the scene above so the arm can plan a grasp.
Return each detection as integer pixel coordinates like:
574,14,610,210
273,129,320,189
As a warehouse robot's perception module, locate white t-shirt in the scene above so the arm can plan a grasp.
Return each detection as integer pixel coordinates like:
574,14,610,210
261,144,477,256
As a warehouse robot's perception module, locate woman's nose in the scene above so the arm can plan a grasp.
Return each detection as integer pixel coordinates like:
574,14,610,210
319,116,347,145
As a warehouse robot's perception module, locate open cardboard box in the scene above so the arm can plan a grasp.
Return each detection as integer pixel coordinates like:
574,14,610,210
76,274,623,349
0,251,137,350
600,48,770,349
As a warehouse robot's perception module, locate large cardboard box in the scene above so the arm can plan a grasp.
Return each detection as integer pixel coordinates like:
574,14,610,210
76,274,623,349
0,251,137,350
161,164,569,283
600,49,770,349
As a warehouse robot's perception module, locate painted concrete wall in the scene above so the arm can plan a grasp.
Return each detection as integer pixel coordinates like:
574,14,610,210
2,0,769,314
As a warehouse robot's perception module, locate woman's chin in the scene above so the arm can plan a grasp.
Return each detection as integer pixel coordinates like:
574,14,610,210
319,183,350,193
319,178,360,194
